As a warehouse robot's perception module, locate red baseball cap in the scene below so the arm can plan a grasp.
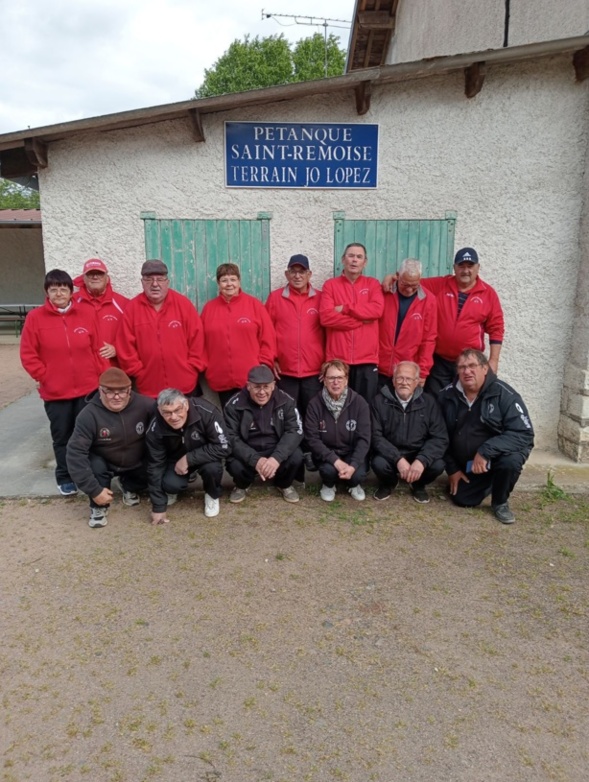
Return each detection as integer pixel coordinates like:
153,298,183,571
82,258,108,274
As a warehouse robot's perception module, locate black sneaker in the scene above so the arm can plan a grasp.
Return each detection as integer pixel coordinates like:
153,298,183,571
412,486,430,504
373,485,391,501
303,452,317,472
492,502,515,524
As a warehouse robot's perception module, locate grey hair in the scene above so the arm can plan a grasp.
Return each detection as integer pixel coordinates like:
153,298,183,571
398,258,422,276
393,361,421,379
157,388,188,408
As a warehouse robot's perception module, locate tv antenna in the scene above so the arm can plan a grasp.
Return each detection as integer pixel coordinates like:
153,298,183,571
261,10,351,77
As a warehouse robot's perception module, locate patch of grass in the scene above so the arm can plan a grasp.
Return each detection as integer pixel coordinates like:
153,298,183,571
540,472,569,506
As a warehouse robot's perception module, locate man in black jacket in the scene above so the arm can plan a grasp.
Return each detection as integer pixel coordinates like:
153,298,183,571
371,361,448,503
146,388,231,524
438,349,534,524
224,365,303,504
67,368,155,528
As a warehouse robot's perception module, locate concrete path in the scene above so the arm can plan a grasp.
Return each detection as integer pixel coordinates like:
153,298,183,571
0,392,588,498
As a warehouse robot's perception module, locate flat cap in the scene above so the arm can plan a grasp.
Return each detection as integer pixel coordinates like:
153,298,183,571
247,365,275,384
99,368,132,388
141,259,168,276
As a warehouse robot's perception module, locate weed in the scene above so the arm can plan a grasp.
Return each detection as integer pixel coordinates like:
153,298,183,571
540,472,569,506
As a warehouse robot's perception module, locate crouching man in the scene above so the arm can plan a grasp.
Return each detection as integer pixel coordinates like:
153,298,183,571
438,349,534,524
67,368,155,528
371,361,448,503
146,389,231,524
224,365,303,504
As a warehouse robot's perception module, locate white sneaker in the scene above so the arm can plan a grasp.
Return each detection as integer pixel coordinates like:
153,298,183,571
89,507,108,528
204,494,220,517
348,485,366,501
166,493,178,506
279,485,299,503
320,484,336,502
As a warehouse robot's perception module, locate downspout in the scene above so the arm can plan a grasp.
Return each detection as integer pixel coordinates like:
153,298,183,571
504,0,510,47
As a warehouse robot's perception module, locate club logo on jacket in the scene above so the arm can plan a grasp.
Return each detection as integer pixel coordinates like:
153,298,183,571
277,409,284,420
471,296,483,305
168,320,182,328
307,308,319,316
319,420,327,432
99,428,111,439
411,313,423,320
360,288,369,296
238,317,252,324
74,327,90,334
191,431,201,441
346,419,357,431
103,314,119,322
136,422,144,435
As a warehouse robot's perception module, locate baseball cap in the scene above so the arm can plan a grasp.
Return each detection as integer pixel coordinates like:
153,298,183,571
82,258,108,274
454,247,479,265
141,260,168,276
287,254,310,270
247,365,275,384
99,368,132,388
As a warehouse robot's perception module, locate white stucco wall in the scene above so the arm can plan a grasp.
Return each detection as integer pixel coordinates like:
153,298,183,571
0,227,45,302
390,0,589,63
37,55,589,450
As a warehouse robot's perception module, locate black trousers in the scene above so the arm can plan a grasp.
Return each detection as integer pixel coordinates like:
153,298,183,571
371,453,445,489
348,363,379,405
226,448,303,490
88,453,148,509
44,396,89,484
278,374,321,479
316,459,368,489
161,461,224,499
424,354,456,395
449,452,527,507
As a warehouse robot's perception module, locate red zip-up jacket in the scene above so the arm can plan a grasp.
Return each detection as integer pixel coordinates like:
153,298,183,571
73,277,129,366
201,291,276,392
265,284,324,377
319,274,384,365
421,275,504,361
116,289,205,398
20,299,102,401
378,285,438,379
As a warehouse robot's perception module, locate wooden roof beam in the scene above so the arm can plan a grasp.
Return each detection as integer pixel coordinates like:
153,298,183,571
24,138,48,169
355,80,372,115
573,44,589,81
358,11,395,30
188,108,205,142
464,62,486,98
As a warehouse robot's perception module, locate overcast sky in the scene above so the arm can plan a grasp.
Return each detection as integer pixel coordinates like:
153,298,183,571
0,0,354,134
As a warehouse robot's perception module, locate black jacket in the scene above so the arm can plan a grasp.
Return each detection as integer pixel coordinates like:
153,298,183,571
224,387,303,467
371,385,448,466
67,391,156,499
304,388,371,468
146,397,232,512
438,370,534,474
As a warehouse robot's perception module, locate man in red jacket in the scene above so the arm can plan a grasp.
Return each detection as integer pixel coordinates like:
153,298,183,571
74,258,129,366
266,254,324,472
116,260,205,398
378,258,437,391
422,247,504,394
320,243,384,404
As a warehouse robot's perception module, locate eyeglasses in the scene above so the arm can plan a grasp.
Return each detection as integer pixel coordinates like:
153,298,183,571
100,387,131,398
395,376,418,383
287,269,308,276
160,405,186,418
142,276,169,284
457,362,482,372
324,375,346,382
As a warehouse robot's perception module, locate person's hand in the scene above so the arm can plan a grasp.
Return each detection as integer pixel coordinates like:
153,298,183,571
406,460,425,484
382,273,398,293
396,457,411,482
175,455,189,475
334,305,344,313
151,511,170,525
257,456,280,480
273,360,282,380
471,452,490,475
99,342,116,359
448,471,469,495
334,458,355,481
92,488,113,506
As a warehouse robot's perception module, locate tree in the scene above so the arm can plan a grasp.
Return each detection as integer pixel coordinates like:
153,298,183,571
195,33,346,98
0,178,40,209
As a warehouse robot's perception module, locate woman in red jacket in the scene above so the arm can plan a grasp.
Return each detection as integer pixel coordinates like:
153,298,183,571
20,269,103,496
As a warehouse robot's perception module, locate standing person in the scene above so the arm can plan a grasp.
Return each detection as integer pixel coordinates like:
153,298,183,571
371,361,448,503
438,349,534,524
201,263,276,408
73,258,129,366
146,389,231,524
319,243,384,404
66,368,155,528
305,360,371,502
116,260,205,398
20,269,103,496
378,259,437,390
265,253,324,472
224,365,303,504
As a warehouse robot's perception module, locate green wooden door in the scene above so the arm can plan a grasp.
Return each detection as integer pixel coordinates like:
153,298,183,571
141,213,272,309
333,212,456,278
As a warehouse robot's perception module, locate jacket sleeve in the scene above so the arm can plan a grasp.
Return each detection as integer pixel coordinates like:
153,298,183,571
319,281,363,330
224,399,262,468
116,307,145,380
19,315,46,383
185,305,207,374
256,301,277,368
66,410,103,499
415,397,449,467
186,404,233,468
146,419,171,513
478,389,534,460
271,400,303,464
304,398,340,466
341,279,384,322
347,398,371,468
484,287,505,344
370,398,403,465
416,296,438,379
419,276,446,296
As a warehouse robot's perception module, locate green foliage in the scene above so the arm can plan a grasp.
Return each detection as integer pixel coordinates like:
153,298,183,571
195,33,346,98
540,471,569,506
0,178,40,209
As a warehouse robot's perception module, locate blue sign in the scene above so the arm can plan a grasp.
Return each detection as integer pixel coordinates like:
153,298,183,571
225,122,379,189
